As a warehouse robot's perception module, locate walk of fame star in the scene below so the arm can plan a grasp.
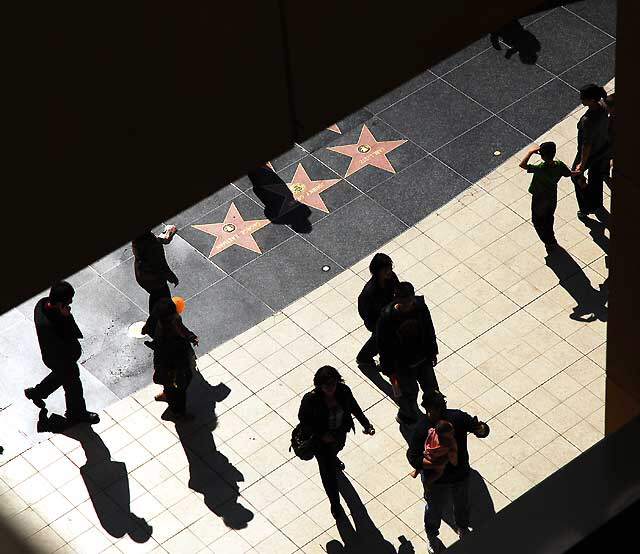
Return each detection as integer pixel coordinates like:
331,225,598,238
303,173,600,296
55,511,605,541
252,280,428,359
192,202,270,257
327,123,342,134
327,124,407,177
278,163,341,213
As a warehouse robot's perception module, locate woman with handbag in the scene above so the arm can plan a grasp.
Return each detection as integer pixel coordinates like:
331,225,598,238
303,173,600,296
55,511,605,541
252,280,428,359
145,297,199,418
297,366,375,519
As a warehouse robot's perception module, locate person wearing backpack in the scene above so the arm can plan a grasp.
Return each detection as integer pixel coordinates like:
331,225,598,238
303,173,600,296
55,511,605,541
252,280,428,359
377,282,439,425
144,297,199,418
297,366,375,520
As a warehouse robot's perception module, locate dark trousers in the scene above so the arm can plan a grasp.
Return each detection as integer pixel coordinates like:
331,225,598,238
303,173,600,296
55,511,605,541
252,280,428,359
165,385,187,414
397,360,439,420
33,363,87,417
422,472,470,537
147,283,171,314
315,434,346,509
572,152,606,213
531,194,557,245
357,332,378,363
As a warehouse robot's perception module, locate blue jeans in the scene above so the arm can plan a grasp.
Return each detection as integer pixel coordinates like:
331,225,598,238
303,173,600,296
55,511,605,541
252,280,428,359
421,472,470,537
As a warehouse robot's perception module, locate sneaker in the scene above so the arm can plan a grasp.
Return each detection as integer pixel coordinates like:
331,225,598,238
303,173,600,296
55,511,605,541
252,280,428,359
427,535,446,554
67,411,100,425
24,388,45,409
457,526,472,539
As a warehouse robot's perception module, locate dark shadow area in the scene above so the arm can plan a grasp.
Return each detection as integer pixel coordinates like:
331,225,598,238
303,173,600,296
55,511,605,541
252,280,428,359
247,166,313,233
440,469,496,532
545,247,608,322
360,367,395,403
489,1,585,64
581,211,610,255
171,372,254,530
490,20,541,64
326,472,416,554
37,409,152,543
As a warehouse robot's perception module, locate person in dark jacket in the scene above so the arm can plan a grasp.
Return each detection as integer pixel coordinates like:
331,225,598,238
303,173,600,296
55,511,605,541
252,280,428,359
298,366,375,520
145,297,199,418
24,282,99,424
132,225,179,315
571,84,610,219
356,253,400,371
407,390,489,554
377,282,439,424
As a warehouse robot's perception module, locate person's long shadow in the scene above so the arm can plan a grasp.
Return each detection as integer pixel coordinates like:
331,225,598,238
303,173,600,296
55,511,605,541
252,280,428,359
581,213,610,255
326,472,416,554
37,409,152,543
545,247,608,322
490,19,541,64
171,372,254,529
247,166,312,233
439,469,496,533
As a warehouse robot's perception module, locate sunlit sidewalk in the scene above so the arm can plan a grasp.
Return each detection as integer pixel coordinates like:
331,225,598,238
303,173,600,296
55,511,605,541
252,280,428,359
0,80,613,554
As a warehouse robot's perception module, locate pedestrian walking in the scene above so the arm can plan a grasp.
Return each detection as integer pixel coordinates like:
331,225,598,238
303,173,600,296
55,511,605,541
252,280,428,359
571,84,610,219
24,282,99,424
519,142,577,251
407,390,490,554
297,366,375,519
144,297,199,418
132,225,179,314
356,253,400,372
377,282,439,424
603,93,615,187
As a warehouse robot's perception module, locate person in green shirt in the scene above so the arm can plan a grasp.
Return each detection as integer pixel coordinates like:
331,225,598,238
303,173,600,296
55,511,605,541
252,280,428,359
519,142,579,251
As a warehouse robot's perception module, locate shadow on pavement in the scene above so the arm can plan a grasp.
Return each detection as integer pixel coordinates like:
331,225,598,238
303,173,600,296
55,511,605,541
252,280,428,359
172,372,254,530
326,471,416,554
38,409,153,543
545,247,608,322
248,166,313,233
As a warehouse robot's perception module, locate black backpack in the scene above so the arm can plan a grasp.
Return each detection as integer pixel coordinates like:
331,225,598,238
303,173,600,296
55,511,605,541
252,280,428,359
289,424,316,461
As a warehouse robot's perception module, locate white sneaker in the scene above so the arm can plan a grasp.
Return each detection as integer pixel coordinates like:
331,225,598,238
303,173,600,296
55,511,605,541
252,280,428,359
427,535,446,554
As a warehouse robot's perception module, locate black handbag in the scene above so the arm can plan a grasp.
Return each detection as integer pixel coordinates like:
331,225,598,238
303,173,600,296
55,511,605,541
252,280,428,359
289,424,316,461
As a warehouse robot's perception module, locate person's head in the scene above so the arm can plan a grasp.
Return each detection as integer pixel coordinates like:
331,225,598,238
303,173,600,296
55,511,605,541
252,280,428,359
313,365,344,396
422,389,447,422
579,83,607,107
369,253,394,281
396,319,421,344
605,93,615,114
394,282,416,312
48,281,75,315
435,420,454,440
539,141,556,162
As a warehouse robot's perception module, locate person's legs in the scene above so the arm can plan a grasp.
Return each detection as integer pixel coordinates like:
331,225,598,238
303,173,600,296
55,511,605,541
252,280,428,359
395,370,419,422
416,361,439,397
451,476,471,531
571,152,591,214
165,386,186,415
32,370,62,400
587,160,606,212
421,472,449,538
316,445,340,510
59,364,88,418
356,333,378,366
148,283,171,314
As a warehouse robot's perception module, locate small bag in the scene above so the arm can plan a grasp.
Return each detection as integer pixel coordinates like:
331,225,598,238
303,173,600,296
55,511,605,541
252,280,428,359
289,424,316,461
